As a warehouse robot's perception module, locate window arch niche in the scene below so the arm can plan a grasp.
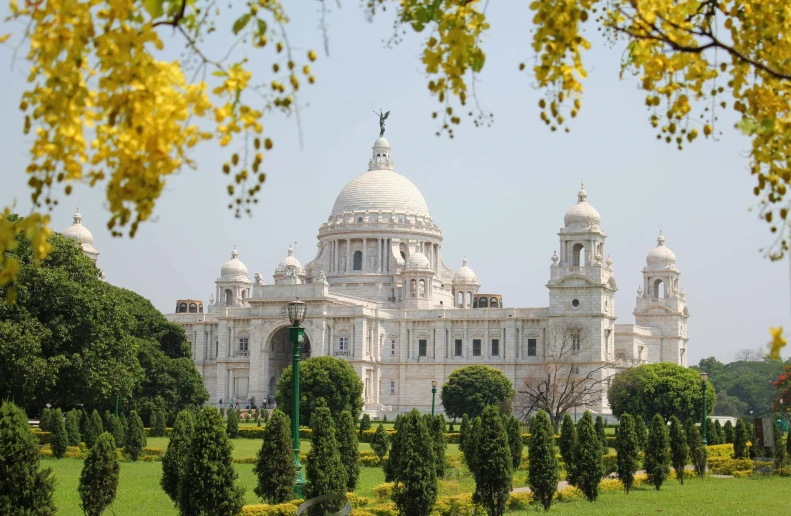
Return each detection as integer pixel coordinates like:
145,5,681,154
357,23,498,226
653,278,666,298
178,302,187,313
479,297,488,308
572,243,585,266
473,297,478,308
353,250,363,270
188,302,197,313
419,279,426,297
224,289,233,306
490,297,499,308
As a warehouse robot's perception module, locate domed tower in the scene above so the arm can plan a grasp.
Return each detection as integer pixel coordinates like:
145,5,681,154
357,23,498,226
547,185,616,362
215,247,252,307
452,257,480,308
63,209,99,264
306,134,454,306
634,232,689,365
273,246,306,284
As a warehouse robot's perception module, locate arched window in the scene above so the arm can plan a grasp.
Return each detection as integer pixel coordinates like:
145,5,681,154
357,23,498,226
224,289,233,306
410,279,417,296
467,291,472,306
490,297,499,308
188,303,197,313
473,297,478,308
479,297,488,308
457,291,463,307
178,303,187,313
419,279,426,297
572,243,585,266
654,278,665,298
199,304,204,313
353,250,363,270
241,289,246,300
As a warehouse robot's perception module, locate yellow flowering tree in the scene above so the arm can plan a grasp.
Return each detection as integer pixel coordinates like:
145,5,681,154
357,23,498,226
1,0,790,319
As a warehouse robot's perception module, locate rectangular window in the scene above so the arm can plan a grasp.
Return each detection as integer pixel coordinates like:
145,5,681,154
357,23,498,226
391,340,396,356
473,339,482,357
237,338,249,356
491,339,500,357
454,339,463,357
390,381,396,395
418,339,427,357
338,337,349,354
572,332,581,353
527,338,537,357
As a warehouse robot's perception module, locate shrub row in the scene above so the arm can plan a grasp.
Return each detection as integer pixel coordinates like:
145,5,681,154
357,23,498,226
707,457,754,475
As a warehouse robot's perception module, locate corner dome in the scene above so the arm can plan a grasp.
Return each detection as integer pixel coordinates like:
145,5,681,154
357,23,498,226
564,185,601,228
646,232,677,270
63,209,95,247
453,257,479,284
220,248,250,281
278,246,302,270
406,251,431,268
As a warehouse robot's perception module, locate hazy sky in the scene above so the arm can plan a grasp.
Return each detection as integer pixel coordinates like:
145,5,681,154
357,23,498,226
1,3,787,364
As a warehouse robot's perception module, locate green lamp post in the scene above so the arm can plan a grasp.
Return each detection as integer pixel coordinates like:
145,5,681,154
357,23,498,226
700,371,708,445
287,298,308,497
431,379,437,416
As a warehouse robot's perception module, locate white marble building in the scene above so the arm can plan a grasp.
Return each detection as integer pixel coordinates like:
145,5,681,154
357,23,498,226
164,135,690,416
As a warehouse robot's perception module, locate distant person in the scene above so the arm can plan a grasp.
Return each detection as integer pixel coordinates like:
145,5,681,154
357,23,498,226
218,398,223,409
234,396,240,409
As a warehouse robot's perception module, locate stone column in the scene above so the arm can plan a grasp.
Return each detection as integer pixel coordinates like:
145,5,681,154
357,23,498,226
378,238,382,274
346,240,351,273
362,238,367,273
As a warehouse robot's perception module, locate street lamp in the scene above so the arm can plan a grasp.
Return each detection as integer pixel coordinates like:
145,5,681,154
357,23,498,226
431,380,438,416
700,372,708,445
287,298,308,497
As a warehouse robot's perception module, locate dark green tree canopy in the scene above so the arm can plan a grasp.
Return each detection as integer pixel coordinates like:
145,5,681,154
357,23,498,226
694,356,787,418
79,432,119,516
276,356,363,426
440,365,515,420
608,363,716,423
161,410,196,506
253,409,295,505
527,410,558,510
616,413,639,494
0,216,208,417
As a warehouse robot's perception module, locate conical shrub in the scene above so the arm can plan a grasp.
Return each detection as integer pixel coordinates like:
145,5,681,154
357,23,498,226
66,409,82,446
39,408,52,432
595,416,607,456
506,415,524,471
558,413,577,476
471,405,513,516
371,423,389,462
161,410,195,506
79,432,119,516
391,409,437,516
154,409,167,438
226,408,239,438
337,410,360,491
685,419,707,477
253,409,295,504
459,414,472,467
668,416,689,484
644,415,671,490
733,419,749,459
305,404,348,515
50,408,68,459
634,416,648,452
572,411,604,501
724,420,734,444
85,410,104,449
431,415,448,478
616,413,638,494
528,410,558,510
125,410,146,461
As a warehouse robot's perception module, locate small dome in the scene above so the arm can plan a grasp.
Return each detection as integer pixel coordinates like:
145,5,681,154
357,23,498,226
453,257,479,283
373,136,390,149
646,232,677,270
406,251,431,268
564,184,601,228
63,209,95,246
220,247,249,281
278,246,302,270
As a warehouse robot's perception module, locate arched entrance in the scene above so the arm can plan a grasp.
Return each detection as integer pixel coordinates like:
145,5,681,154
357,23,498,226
266,326,312,398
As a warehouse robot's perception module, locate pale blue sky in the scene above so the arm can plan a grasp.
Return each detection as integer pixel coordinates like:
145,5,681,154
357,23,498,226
0,3,787,364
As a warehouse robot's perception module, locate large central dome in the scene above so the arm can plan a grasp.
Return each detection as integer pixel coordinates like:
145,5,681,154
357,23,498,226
331,136,430,217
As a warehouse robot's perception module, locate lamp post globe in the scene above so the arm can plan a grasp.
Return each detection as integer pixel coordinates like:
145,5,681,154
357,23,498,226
287,298,308,496
700,372,708,445
431,379,437,417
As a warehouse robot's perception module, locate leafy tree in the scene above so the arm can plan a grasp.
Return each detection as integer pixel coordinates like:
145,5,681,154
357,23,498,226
506,415,524,471
107,415,124,448
38,407,51,432
609,363,716,423
337,410,360,491
468,406,512,516
615,413,639,494
459,414,472,467
733,419,748,459
383,415,403,483
161,410,195,506
79,432,119,516
430,415,448,479
178,407,244,516
715,391,750,419
527,410,558,511
391,409,437,516
359,413,372,436
558,413,577,469
595,415,607,456
668,416,689,485
724,421,734,444
66,409,82,446
644,415,671,490
371,423,389,463
305,405,348,515
703,357,785,417
124,410,146,461
85,410,104,449
226,408,239,438
104,410,113,432
440,365,515,420
773,421,786,474
276,356,363,426
572,411,604,501
0,402,56,514
634,416,648,453
49,408,68,459
253,409,295,505
686,419,707,477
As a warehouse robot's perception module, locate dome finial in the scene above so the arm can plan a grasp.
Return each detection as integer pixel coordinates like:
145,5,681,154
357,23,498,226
73,208,82,224
657,230,665,246
462,256,468,267
231,246,239,259
577,183,587,203
288,245,294,257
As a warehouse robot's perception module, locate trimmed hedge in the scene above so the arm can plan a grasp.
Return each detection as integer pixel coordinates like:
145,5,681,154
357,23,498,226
707,457,754,475
706,443,735,458
32,430,51,445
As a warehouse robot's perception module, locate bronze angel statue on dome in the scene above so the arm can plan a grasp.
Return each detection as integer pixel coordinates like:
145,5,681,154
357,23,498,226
374,109,390,137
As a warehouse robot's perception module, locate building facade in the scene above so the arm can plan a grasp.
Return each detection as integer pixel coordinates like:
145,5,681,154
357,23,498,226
165,135,690,416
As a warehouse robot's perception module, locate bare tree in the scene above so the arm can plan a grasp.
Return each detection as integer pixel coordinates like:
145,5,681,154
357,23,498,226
515,320,626,433
734,349,765,362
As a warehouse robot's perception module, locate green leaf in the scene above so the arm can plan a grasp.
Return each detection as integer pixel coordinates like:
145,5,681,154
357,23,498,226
735,118,757,135
257,19,268,36
232,13,252,35
143,0,165,19
211,70,227,77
